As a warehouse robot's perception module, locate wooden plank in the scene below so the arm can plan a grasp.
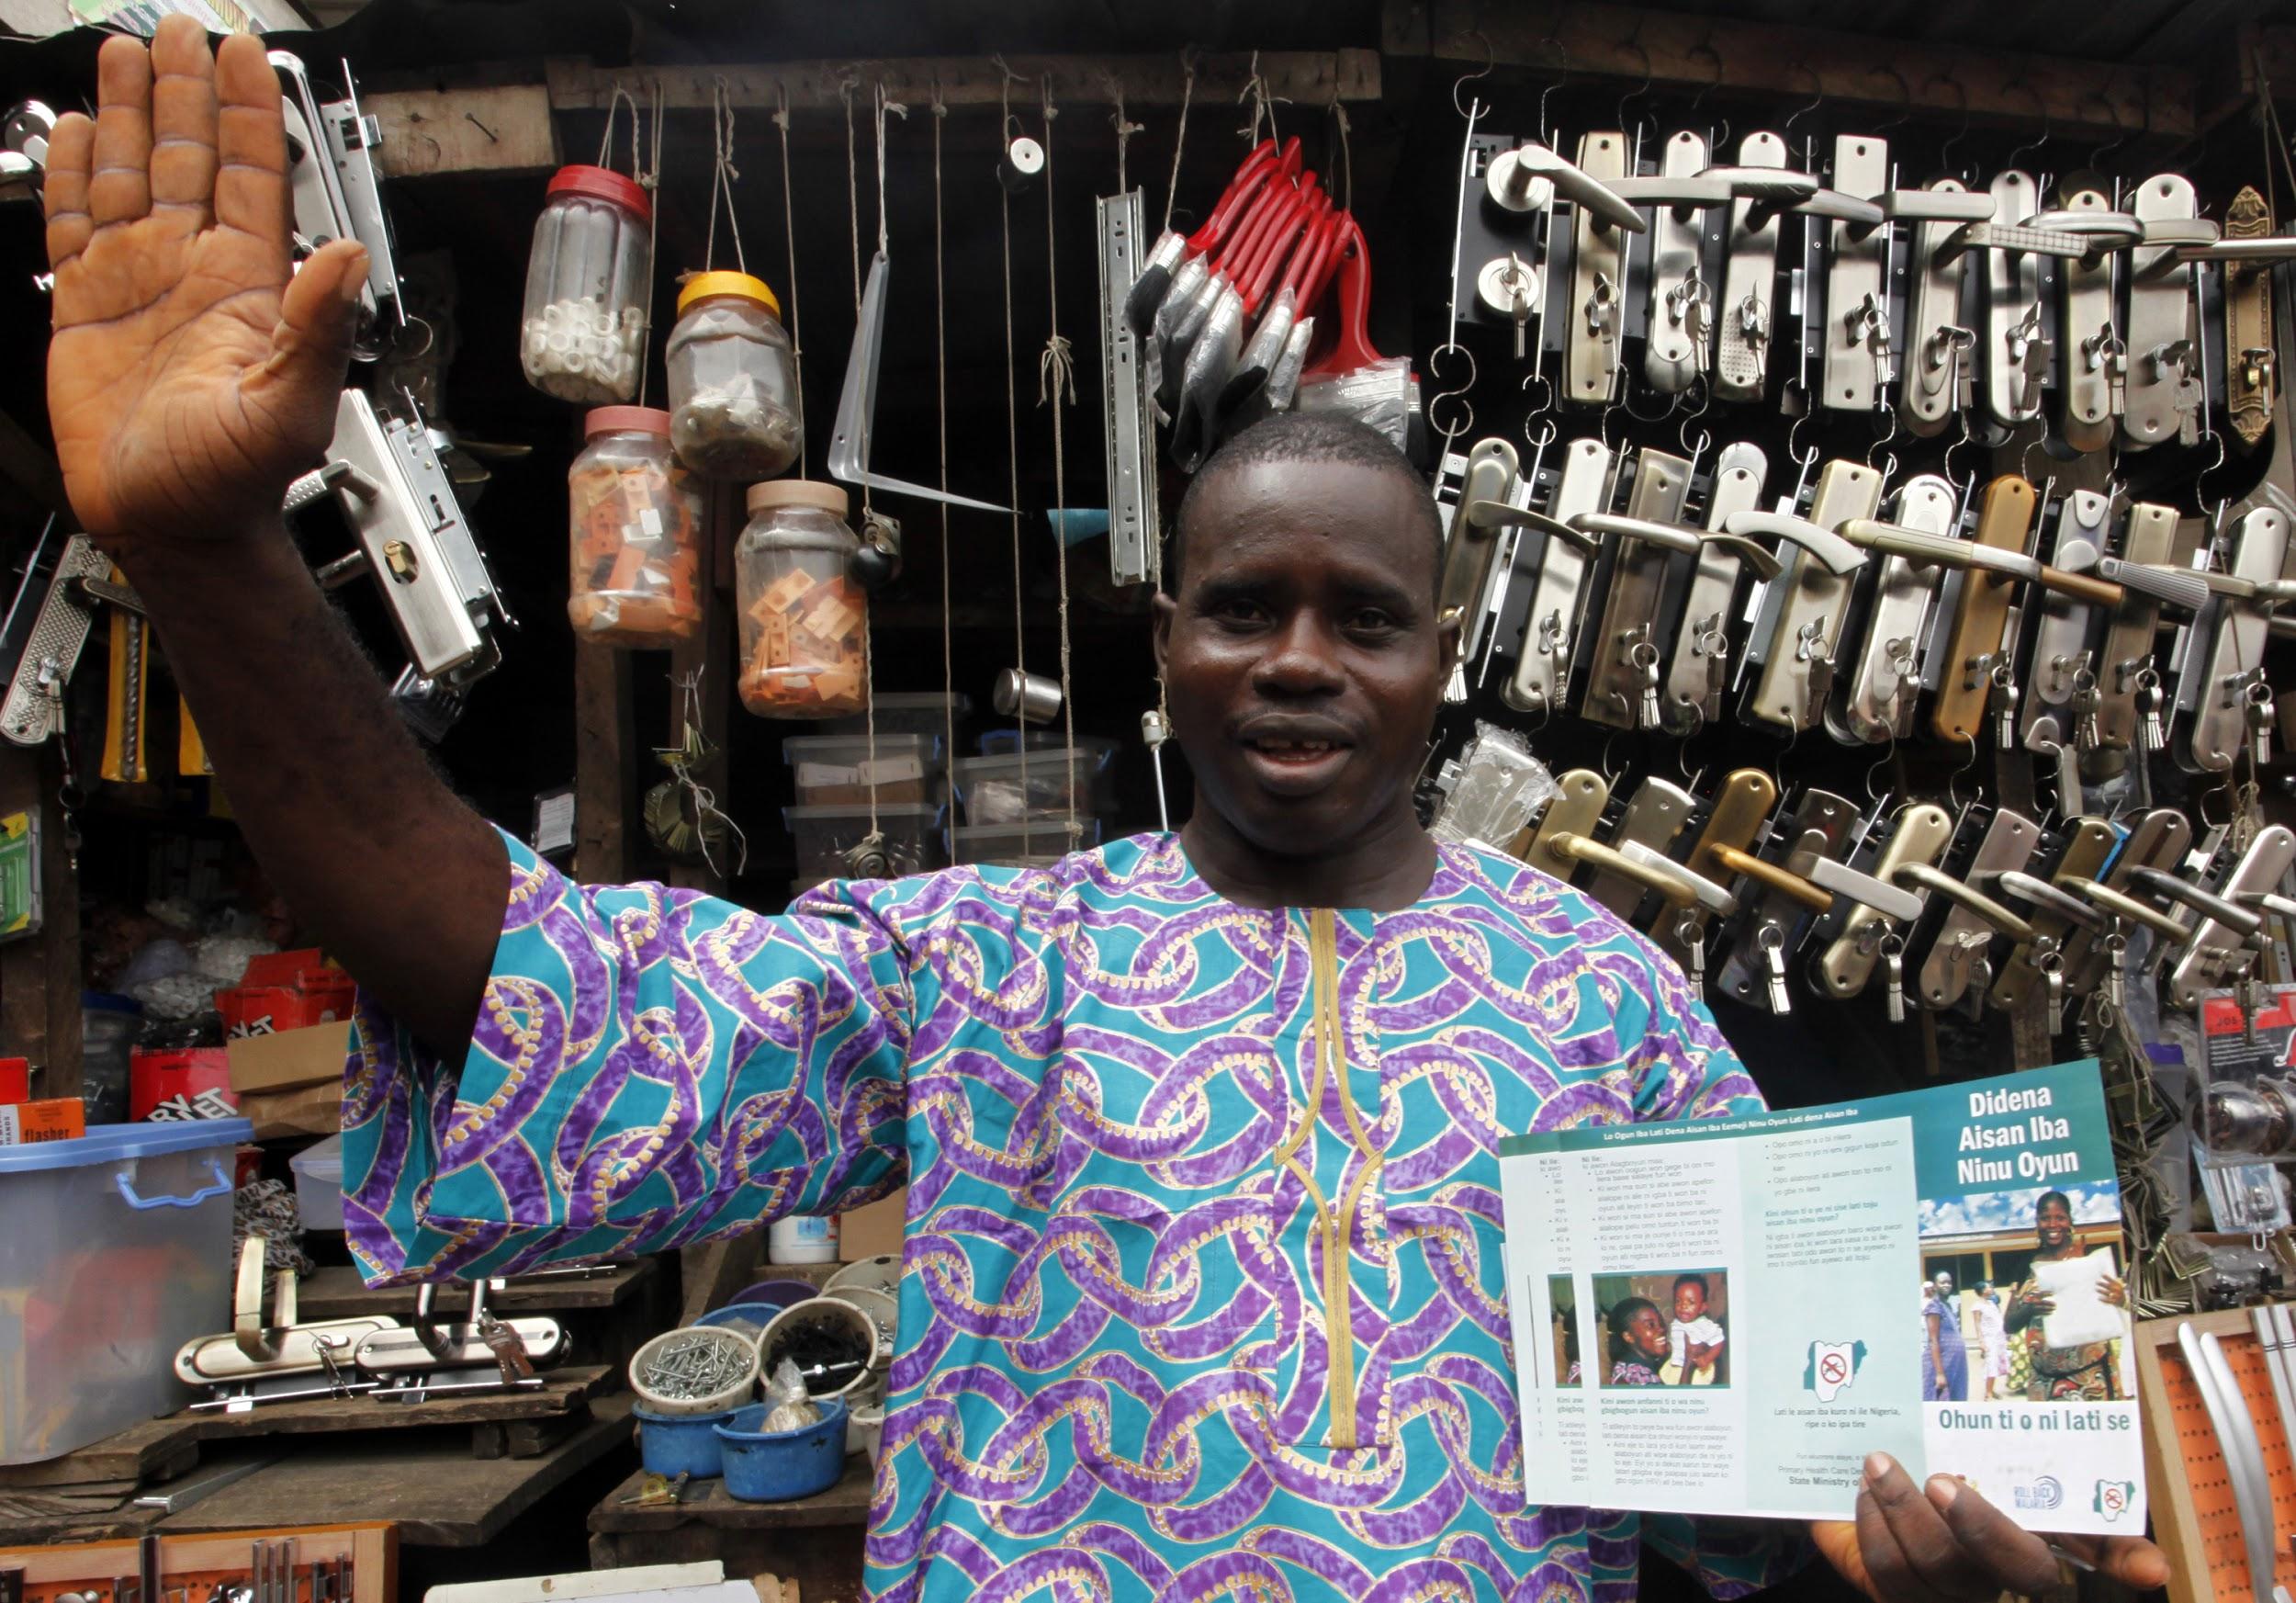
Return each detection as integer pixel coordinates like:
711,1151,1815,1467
0,1521,396,1603
1394,0,2191,140
0,741,81,1102
589,1456,872,1534
159,1397,634,1548
544,51,1379,116
294,1261,658,1321
573,644,635,884
367,84,561,179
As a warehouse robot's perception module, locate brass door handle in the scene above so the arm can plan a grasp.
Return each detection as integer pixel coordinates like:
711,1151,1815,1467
1893,863,2035,941
2072,879,2191,942
1710,843,1835,914
1550,833,1701,908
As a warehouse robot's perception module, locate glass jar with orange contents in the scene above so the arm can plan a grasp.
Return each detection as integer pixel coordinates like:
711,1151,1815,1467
566,407,704,647
737,480,867,718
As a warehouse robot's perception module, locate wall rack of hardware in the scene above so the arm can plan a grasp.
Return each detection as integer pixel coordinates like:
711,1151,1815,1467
3,4,2296,1603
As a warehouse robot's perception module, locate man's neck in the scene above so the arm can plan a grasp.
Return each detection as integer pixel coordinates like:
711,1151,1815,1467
1177,804,1439,912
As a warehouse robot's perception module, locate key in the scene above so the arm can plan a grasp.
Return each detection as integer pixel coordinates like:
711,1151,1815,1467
1993,669,2021,751
1512,295,1531,362
2104,931,2127,1014
2245,675,2275,767
1635,639,1663,729
2039,947,2065,1036
1881,932,1907,1022
1587,273,1619,342
2240,971,2262,1045
1760,922,1793,1014
2052,737,2085,818
2133,664,2167,753
2071,674,2101,752
1678,912,1705,988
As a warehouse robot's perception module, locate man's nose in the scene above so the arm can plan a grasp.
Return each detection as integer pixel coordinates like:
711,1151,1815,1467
1251,611,1345,695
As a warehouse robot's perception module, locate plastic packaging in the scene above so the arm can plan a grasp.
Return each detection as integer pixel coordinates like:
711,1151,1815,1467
522,164,652,403
951,818,1101,866
782,733,943,806
759,1356,820,1433
666,272,801,479
1430,723,1557,849
0,1118,251,1462
567,407,704,646
288,1132,345,1230
951,743,1120,824
767,1212,838,1264
79,992,139,1125
737,482,867,718
1296,355,1412,450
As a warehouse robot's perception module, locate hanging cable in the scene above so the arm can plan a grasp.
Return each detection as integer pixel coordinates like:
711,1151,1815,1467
996,58,1031,852
932,81,957,816
1040,77,1079,841
773,82,807,475
1163,51,1197,232
702,77,747,274
1111,76,1140,197
842,75,863,313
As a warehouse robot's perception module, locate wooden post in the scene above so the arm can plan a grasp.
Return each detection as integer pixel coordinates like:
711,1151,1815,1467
572,645,635,886
0,742,82,1101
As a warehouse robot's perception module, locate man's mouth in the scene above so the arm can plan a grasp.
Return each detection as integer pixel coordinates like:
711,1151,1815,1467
1248,735,1345,761
1237,726,1356,795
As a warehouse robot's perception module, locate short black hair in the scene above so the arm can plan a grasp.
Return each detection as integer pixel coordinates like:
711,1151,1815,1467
1672,1273,1708,1299
2035,1190,2073,1220
1165,412,1444,598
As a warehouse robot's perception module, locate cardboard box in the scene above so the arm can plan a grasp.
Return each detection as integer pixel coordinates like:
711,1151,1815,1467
838,1187,905,1260
227,1020,354,1095
0,1056,28,1104
236,1082,343,1140
132,1047,239,1121
0,1099,85,1144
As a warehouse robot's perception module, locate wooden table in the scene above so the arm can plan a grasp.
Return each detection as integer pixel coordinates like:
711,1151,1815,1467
587,1457,870,1603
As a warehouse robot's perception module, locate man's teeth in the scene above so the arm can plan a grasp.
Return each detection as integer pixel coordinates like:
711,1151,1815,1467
1257,739,1334,751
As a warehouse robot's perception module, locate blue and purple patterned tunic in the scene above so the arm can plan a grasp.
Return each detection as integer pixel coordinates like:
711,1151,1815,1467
345,830,1800,1603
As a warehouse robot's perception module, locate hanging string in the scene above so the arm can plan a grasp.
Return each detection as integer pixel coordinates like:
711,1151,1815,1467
932,82,957,815
1235,50,1285,148
1109,76,1141,196
842,76,863,314
701,78,747,274
625,81,664,406
1163,51,1196,231
996,57,1031,851
773,82,807,475
597,83,640,173
1040,77,1079,841
1329,94,1353,213
855,83,906,848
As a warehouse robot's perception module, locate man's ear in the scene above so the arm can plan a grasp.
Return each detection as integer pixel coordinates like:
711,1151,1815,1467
1151,590,1176,678
1435,604,1464,684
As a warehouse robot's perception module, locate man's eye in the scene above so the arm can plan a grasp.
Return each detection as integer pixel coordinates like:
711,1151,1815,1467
1348,609,1400,633
1212,598,1268,622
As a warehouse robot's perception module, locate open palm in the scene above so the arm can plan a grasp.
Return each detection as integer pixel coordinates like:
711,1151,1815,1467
44,18,363,548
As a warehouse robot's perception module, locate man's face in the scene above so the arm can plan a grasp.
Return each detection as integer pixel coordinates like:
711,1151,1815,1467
1153,458,1457,858
1673,1282,1706,1323
2036,1200,2074,1249
1626,1307,1670,1360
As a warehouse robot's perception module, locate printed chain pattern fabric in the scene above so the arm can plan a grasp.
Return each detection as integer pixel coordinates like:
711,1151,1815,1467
345,830,1802,1603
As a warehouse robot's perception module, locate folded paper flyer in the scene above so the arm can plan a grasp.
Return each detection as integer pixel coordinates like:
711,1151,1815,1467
1498,1058,2143,1534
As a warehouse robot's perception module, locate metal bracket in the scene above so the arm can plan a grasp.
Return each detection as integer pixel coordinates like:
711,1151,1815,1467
1716,788,1860,1011
2060,807,2190,995
2092,502,2178,752
0,535,114,748
1523,768,1610,882
1436,438,1522,632
1914,809,2042,1010
1741,458,1885,731
1581,448,1694,729
271,52,402,347
2166,826,2296,1010
1642,131,1713,394
1583,776,1699,918
1981,171,2046,429
2016,490,2113,755
2180,506,2290,772
1660,767,1778,970
1816,803,1953,998
832,253,1015,514
1897,179,1987,436
1991,817,2121,1010
1564,132,1632,407
2056,188,2122,453
1097,191,1161,587
1929,476,2037,745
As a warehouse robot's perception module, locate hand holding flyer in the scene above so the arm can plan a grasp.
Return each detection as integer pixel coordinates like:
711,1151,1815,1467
1498,1060,2142,1536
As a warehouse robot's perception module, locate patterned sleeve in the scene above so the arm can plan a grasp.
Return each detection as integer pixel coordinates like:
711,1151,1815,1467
1612,929,1766,1123
341,830,913,1286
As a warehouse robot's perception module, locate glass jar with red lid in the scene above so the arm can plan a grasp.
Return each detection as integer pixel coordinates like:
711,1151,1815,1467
522,164,652,403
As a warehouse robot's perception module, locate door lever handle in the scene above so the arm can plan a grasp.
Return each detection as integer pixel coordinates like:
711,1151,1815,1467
1989,871,2110,932
1894,863,2035,941
2128,866,2265,940
1721,510,1867,574
1709,843,1835,914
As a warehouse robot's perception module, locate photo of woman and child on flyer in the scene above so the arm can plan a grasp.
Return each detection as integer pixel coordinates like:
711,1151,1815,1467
1550,1271,1730,1387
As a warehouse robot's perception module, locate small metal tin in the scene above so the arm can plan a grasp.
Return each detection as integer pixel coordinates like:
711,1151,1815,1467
998,136,1046,192
993,668,1063,725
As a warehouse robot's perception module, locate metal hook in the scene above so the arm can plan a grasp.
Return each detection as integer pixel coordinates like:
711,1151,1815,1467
1450,30,1495,121
1600,727,1627,787
1867,65,1916,136
2020,417,2057,485
1944,729,1978,813
1524,412,1559,454
1942,401,1975,494
1615,32,1656,143
1867,403,1899,470
1782,63,1824,141
1928,74,1973,177
1864,739,1898,804
2194,424,2233,524
2003,84,2052,171
1536,35,1571,147
1679,414,1714,463
2088,78,2131,169
1521,367,1557,426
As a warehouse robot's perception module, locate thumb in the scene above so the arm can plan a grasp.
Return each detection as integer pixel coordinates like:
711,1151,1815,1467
255,240,367,398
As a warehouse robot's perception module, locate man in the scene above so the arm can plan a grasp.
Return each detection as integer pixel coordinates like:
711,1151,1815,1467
43,22,2164,1603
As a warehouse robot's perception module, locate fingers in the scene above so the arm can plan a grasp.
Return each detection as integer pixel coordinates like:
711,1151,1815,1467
1919,1467,2064,1596
2047,1535,2170,1592
148,16,219,225
1851,1456,2005,1603
213,31,291,256
89,31,153,229
248,237,366,401
42,111,94,270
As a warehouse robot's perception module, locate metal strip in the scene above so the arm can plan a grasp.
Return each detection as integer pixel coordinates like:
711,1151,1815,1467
1714,132,1788,402
1817,803,1953,997
1915,808,2042,1010
1662,443,1769,728
1503,438,1615,717
1643,130,1711,394
1929,476,2036,744
0,535,113,747
1841,473,1955,742
1819,133,1891,412
1582,448,1693,728
1564,132,1631,407
2123,174,2200,449
1097,190,1160,587
1743,458,1884,731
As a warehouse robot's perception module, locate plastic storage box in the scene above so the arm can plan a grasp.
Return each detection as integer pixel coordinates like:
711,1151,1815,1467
826,691,973,739
289,1132,345,1230
952,741,1120,824
782,803,947,881
782,733,944,806
952,818,1104,867
0,1117,251,1463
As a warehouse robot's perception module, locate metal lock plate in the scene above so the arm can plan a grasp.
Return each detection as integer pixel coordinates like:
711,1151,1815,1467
2092,502,2178,751
2122,174,2200,449
1716,788,1860,1008
1840,473,1956,743
1819,134,1892,412
0,535,114,748
2055,188,2121,453
1982,171,2044,428
1929,476,2037,745
1436,438,1521,631
2016,490,2113,749
1522,768,1610,884
1662,443,1770,729
1990,817,2122,1010
1817,803,1953,997
1503,438,1615,717
1643,131,1712,394
2183,506,2290,772
2061,806,2190,994
1900,178,1979,435
1716,132,1789,401
1660,768,1779,966
1582,447,1694,729
1915,808,2042,1010
1744,459,1884,731
1565,132,1632,407
1584,776,1699,918
2168,826,2296,1009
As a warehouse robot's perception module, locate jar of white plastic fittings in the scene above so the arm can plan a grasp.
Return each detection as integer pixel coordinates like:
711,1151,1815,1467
737,480,866,718
567,407,704,647
666,271,802,480
522,164,652,404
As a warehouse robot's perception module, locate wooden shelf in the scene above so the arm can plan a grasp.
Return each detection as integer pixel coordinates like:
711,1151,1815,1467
294,1262,660,1322
588,1457,873,1536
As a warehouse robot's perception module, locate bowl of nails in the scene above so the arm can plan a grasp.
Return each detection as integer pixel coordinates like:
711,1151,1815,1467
628,1324,760,1417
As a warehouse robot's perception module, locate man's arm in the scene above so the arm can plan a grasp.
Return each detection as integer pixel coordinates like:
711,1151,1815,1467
43,21,501,1052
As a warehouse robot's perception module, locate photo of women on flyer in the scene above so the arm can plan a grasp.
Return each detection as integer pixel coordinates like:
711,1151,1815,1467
1548,1274,1581,1386
1585,1270,1730,1386
1916,1180,2133,1402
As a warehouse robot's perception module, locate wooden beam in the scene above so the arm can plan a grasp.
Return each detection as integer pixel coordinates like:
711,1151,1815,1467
571,644,633,885
1388,0,2192,141
543,50,1379,115
366,84,561,180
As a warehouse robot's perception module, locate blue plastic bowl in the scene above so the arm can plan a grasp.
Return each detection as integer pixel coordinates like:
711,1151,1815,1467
694,1302,779,1343
730,1280,818,1313
634,1403,732,1479
714,1397,848,1502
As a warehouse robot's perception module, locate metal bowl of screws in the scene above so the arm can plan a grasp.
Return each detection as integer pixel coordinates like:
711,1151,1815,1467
757,1294,878,1404
628,1324,760,1417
